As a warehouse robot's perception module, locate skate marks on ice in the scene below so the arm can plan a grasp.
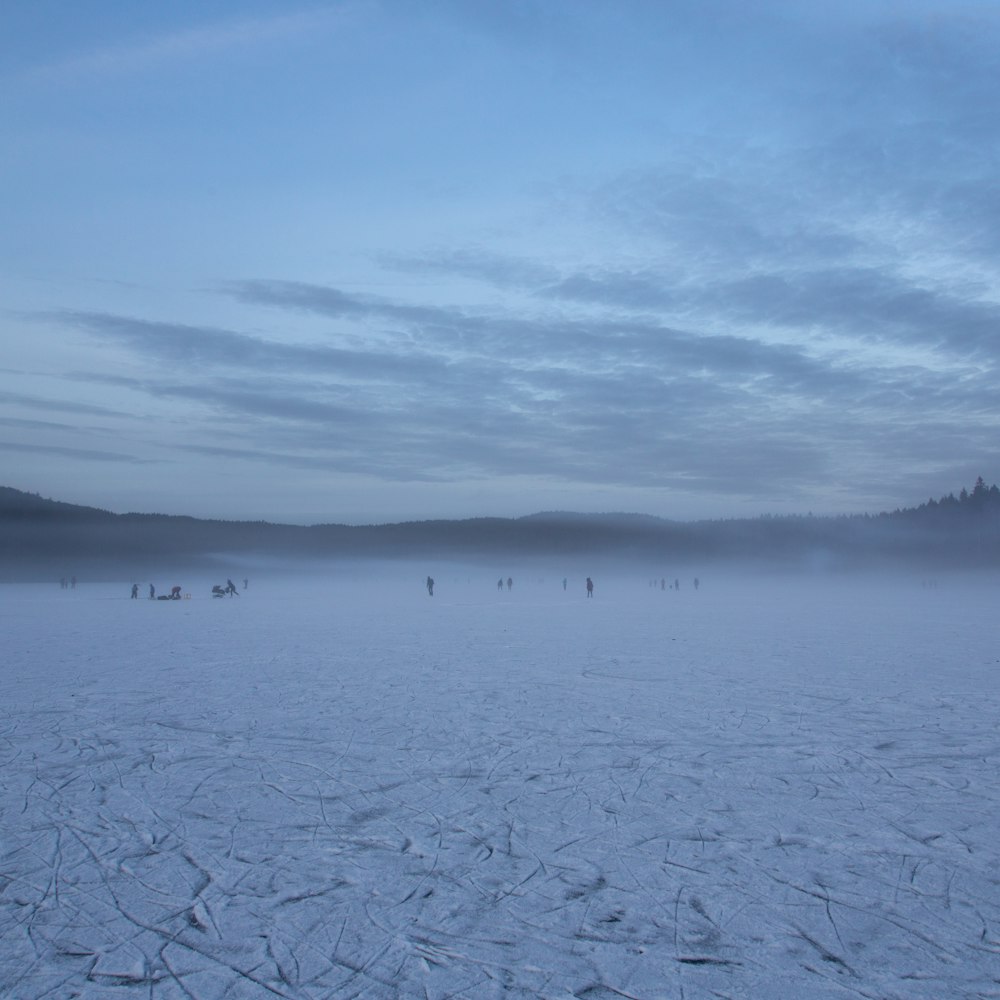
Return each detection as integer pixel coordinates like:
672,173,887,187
1,576,1000,997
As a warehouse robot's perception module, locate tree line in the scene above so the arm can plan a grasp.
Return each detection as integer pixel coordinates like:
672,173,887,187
1,479,998,579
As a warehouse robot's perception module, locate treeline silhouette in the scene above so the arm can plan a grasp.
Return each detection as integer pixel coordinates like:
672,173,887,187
2,480,999,579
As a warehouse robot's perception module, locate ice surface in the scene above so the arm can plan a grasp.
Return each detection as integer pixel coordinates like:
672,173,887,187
2,567,999,998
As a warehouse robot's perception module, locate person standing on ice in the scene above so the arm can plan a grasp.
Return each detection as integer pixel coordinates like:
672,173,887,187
506,577,513,592
586,577,594,598
149,583,155,600
426,576,434,596
497,577,504,591
131,583,139,599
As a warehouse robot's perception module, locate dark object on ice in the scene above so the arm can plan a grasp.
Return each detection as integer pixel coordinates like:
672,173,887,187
426,576,434,596
225,579,239,596
506,576,513,592
149,584,155,599
157,586,183,601
212,585,226,598
131,583,139,599
497,577,504,591
586,576,594,597
694,577,700,590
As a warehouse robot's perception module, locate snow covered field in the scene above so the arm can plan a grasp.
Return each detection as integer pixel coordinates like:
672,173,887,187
2,566,999,999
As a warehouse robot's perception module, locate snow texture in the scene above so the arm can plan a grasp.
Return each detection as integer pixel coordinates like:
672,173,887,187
2,568,999,999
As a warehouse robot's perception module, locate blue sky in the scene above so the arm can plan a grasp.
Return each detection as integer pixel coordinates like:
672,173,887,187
3,0,999,523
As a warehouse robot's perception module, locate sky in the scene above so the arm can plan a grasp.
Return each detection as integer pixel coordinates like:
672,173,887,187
3,0,1000,525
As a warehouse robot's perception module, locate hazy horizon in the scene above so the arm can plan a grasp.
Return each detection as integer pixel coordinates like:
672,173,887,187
4,478,981,528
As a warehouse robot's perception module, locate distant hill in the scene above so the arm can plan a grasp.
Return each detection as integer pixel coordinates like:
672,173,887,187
0,487,116,521
1,481,999,580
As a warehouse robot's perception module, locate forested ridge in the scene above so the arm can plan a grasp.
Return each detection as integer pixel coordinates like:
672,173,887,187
2,480,999,579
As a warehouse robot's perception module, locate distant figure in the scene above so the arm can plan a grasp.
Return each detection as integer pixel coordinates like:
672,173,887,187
497,577,504,591
506,577,513,592
149,584,155,600
661,578,666,591
426,576,435,597
243,577,248,590
562,577,567,591
694,577,700,590
586,577,594,598
226,578,239,597
170,586,182,600
131,583,139,599
674,578,680,591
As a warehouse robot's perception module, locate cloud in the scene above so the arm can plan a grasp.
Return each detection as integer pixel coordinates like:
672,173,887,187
52,271,974,498
377,248,561,290
55,310,452,385
0,389,129,418
18,9,339,86
0,441,156,464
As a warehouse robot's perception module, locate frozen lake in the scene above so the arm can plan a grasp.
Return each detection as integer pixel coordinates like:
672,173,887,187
2,567,999,998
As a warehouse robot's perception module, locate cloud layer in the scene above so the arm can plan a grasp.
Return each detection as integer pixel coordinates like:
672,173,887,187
2,1,999,521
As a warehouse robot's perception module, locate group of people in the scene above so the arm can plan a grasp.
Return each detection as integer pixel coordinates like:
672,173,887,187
649,577,700,591
426,575,596,597
130,577,247,599
134,584,184,600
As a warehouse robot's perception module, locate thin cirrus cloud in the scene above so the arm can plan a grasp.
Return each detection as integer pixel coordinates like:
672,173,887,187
44,270,971,500
16,9,338,86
